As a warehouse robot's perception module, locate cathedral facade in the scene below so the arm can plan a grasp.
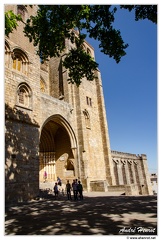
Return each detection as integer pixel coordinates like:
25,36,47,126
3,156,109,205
5,5,153,203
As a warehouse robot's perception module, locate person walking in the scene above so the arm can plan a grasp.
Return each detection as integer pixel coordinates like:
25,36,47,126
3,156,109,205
72,179,78,200
57,176,62,186
53,182,59,199
77,180,83,200
66,180,72,200
43,171,47,183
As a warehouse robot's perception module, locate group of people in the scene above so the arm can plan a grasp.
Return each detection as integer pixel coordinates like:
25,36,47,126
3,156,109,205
53,177,62,199
66,179,83,201
53,178,83,200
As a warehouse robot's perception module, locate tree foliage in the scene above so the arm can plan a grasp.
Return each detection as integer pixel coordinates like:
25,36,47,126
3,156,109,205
120,5,157,24
5,10,22,37
5,5,157,86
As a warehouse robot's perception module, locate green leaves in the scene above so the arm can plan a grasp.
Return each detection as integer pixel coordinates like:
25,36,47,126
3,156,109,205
63,47,98,86
120,5,157,24
24,6,76,59
23,5,99,85
5,5,157,86
86,5,128,63
22,5,129,85
5,10,22,37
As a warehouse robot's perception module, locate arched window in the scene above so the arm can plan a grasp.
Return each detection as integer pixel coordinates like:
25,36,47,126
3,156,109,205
17,5,28,21
83,109,91,129
12,48,29,75
40,78,46,93
17,83,32,109
87,48,91,56
82,44,86,51
5,40,11,68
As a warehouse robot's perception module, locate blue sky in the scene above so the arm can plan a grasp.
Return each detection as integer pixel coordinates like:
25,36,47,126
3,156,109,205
85,6,157,173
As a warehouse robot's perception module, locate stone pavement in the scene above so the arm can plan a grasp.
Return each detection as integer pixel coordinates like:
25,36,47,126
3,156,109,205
5,191,157,235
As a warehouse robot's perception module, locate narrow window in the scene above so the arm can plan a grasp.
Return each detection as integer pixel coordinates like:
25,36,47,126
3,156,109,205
86,96,89,105
12,57,22,72
17,83,32,109
12,48,29,75
40,78,46,93
86,96,92,107
87,48,91,55
89,98,92,106
83,109,91,129
17,5,27,21
19,88,25,104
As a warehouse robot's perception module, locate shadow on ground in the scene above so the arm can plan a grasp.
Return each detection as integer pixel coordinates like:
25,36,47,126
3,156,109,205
5,192,157,235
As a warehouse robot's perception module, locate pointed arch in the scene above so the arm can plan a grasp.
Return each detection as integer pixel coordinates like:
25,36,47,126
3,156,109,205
17,5,28,21
5,40,11,68
39,114,78,182
12,48,29,75
5,40,10,52
41,114,77,150
16,82,32,109
40,76,47,93
87,47,91,56
83,109,91,129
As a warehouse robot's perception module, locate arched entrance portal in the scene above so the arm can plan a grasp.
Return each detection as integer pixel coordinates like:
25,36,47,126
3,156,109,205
39,115,78,184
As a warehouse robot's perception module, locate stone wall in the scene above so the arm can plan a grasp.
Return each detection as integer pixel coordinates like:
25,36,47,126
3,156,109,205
90,181,106,192
111,151,153,195
5,104,40,202
5,5,41,202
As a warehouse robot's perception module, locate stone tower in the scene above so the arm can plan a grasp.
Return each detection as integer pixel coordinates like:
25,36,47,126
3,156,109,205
5,5,153,203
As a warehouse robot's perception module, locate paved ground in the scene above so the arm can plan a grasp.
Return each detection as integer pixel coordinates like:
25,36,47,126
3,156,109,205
5,191,157,236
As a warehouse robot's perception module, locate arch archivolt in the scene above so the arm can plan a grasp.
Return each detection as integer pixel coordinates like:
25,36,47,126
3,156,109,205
16,82,32,110
5,40,11,68
40,75,47,93
41,114,77,149
5,39,30,75
39,114,78,182
12,47,29,75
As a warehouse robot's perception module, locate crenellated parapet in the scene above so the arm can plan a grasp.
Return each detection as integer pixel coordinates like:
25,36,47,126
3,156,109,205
111,150,147,159
111,150,153,195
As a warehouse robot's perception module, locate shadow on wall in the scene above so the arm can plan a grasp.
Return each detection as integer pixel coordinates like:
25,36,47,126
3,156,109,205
5,103,40,203
5,195,157,235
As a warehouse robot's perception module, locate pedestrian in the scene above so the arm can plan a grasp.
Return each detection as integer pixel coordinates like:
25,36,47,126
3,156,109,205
57,176,62,186
72,179,78,200
53,182,59,199
77,180,83,200
66,180,72,200
43,171,47,182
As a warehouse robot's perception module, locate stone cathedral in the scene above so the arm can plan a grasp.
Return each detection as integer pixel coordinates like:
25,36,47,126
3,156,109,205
5,5,153,203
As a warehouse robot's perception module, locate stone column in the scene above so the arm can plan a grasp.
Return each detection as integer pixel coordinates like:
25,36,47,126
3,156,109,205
48,152,52,180
125,160,131,185
47,152,49,179
39,152,44,182
53,159,57,181
127,160,135,184
113,159,119,185
141,155,153,195
43,152,46,175
136,160,143,185
117,161,124,185
131,162,137,184
51,152,56,181
71,147,79,178
121,159,127,185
